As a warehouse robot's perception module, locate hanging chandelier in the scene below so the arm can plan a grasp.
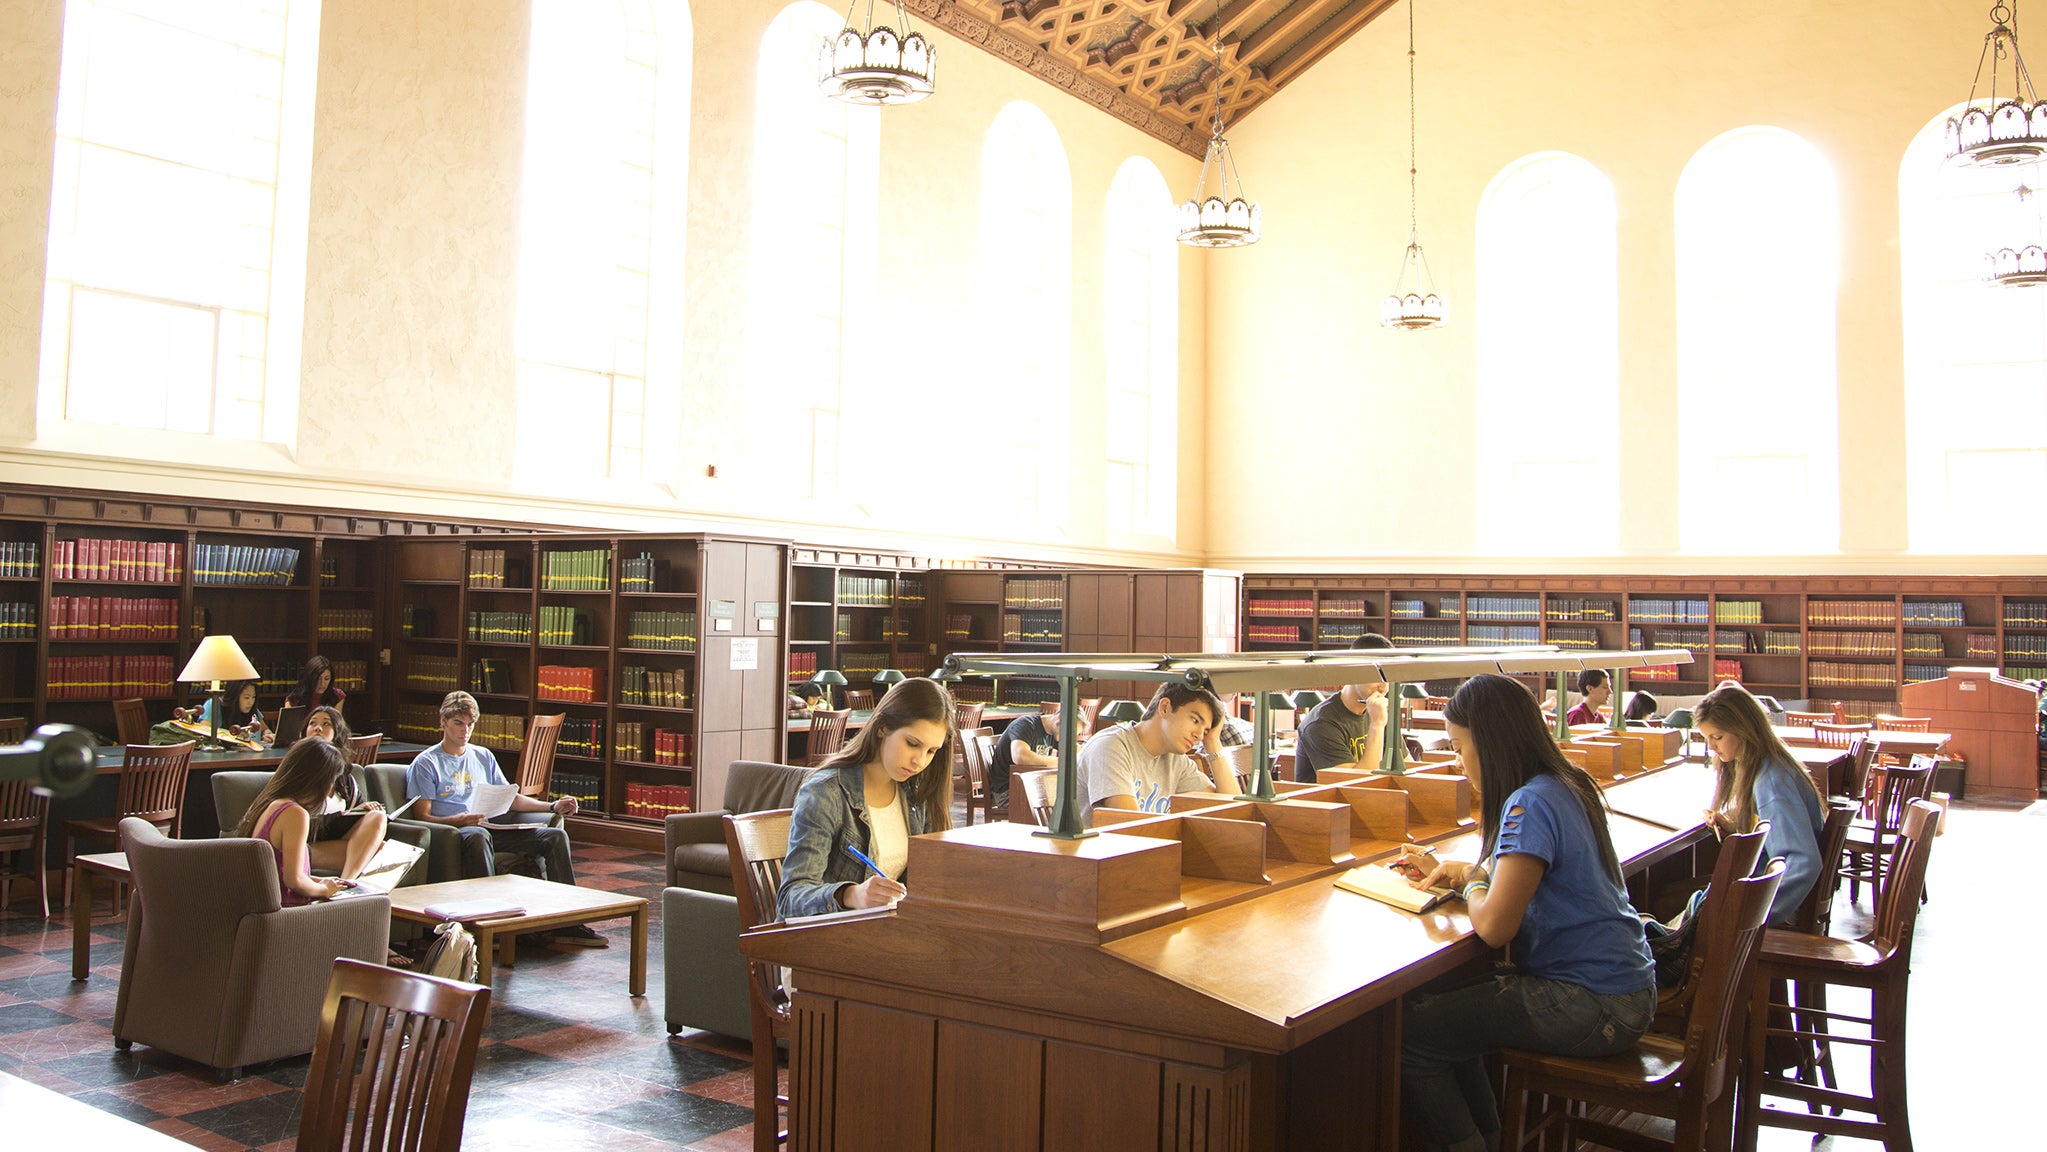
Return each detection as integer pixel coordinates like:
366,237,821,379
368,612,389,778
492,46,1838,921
1990,183,2047,285
1382,0,1444,329
1176,36,1261,248
1947,3,2047,166
819,0,934,105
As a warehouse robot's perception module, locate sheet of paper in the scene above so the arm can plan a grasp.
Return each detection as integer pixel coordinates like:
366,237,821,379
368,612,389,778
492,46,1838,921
464,782,519,819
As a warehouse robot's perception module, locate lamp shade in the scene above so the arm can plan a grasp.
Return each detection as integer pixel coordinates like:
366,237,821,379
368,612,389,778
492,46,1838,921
1398,683,1430,701
1099,700,1144,725
1261,692,1294,712
1289,690,1325,712
872,669,907,688
811,669,849,687
178,635,259,685
928,665,962,683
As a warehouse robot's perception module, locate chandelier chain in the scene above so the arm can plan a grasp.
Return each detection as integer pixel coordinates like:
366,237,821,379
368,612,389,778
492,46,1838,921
1408,0,1419,243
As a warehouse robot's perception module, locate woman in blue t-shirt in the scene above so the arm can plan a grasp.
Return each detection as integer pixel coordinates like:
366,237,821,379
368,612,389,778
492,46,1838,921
1692,683,1826,925
1396,673,1656,1152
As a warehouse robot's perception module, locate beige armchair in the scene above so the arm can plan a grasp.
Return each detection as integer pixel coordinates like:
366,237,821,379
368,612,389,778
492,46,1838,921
113,818,391,1079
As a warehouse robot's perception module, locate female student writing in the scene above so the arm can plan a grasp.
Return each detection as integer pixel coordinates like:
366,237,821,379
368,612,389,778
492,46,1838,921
1395,674,1656,1152
175,679,269,743
777,677,955,919
1691,682,1825,924
285,655,347,711
232,740,388,904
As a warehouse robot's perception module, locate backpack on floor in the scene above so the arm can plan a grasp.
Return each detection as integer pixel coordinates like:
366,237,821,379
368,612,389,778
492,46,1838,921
418,919,479,983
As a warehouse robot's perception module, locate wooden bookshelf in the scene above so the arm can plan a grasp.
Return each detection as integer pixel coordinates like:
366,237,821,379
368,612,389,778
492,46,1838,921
785,546,928,705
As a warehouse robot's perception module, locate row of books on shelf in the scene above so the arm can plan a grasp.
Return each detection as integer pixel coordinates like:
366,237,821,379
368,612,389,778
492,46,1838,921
2004,663,2047,681
618,552,673,593
834,574,898,607
1247,598,1315,618
838,655,889,678
466,549,519,588
1630,599,1711,625
619,665,692,708
1807,600,1899,627
540,549,610,591
999,679,1059,705
538,606,591,646
787,650,818,682
1322,597,1372,618
1547,597,1618,622
943,614,976,641
316,608,374,640
46,596,175,640
1631,626,1709,650
0,601,36,637
1468,624,1544,646
401,604,436,637
470,659,515,695
1905,664,1949,683
1390,622,1463,646
1631,664,1680,681
1806,631,1899,659
1248,623,1302,643
1901,600,1968,627
1808,661,1899,689
549,772,602,808
319,557,343,586
621,782,692,820
560,718,604,758
51,538,182,583
1548,625,1599,650
1713,658,1742,681
1467,596,1540,621
1002,610,1062,643
1809,698,1896,723
396,704,524,747
192,543,300,587
406,655,460,692
0,541,40,578
2005,601,2047,628
1714,600,1764,624
537,664,605,702
467,611,532,644
1391,597,1460,619
1717,629,1802,655
1901,632,1999,660
950,681,995,703
1002,578,1063,610
46,654,174,699
2007,636,2047,661
1319,622,1373,644
624,611,696,651
614,722,690,766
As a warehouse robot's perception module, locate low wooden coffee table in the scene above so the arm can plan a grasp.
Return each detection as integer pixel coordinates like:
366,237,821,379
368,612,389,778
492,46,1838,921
384,874,649,997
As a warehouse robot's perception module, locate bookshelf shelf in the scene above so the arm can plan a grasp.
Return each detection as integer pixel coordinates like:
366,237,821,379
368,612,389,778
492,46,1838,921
616,704,695,715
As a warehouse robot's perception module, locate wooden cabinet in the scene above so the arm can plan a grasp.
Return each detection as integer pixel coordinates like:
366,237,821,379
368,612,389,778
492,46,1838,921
785,547,929,712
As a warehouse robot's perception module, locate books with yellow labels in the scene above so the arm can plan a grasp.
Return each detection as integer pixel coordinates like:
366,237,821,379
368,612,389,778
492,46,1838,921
1334,863,1458,914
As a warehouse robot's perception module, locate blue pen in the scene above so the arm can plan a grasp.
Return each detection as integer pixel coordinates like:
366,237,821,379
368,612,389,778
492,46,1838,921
843,843,889,879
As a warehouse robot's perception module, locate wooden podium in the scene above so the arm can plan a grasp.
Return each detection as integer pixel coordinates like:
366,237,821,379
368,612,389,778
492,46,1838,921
1900,667,2041,802
741,764,1712,1151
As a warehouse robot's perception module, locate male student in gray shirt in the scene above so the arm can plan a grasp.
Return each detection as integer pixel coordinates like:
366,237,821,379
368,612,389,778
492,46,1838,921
1293,633,1396,782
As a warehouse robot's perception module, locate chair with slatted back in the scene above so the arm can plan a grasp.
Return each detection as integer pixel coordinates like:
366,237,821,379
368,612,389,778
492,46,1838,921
974,731,1006,821
63,741,194,906
297,957,491,1152
1738,801,1941,1152
957,728,997,825
112,697,150,746
725,809,794,1152
1651,825,1766,1033
1770,796,1864,1105
804,709,852,767
0,717,24,744
1836,732,1875,803
950,702,985,777
1017,769,1058,826
1809,722,1871,751
342,732,383,768
1784,710,1833,728
1839,754,1935,906
1075,698,1103,740
0,776,51,917
1500,860,1785,1152
842,689,874,712
1873,714,1929,732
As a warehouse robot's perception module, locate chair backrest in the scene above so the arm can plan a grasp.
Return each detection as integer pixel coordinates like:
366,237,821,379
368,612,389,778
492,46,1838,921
297,958,490,1152
1874,714,1930,732
725,809,794,933
1871,800,1941,956
1214,745,1253,794
343,732,384,768
952,702,985,734
112,697,150,746
117,742,195,834
1017,769,1058,826
1838,732,1874,800
210,770,275,838
1674,858,1785,1097
959,727,993,796
514,713,564,795
1076,698,1103,739
1870,755,1937,837
0,777,49,834
807,709,853,765
972,731,998,787
0,717,24,744
1792,797,1862,936
1810,721,1871,750
1784,710,1833,728
721,760,814,815
843,689,874,712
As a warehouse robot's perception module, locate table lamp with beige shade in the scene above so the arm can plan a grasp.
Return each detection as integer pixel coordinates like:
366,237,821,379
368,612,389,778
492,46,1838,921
178,635,260,745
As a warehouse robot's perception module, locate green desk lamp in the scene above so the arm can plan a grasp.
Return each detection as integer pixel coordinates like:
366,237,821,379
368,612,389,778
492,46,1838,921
810,668,848,710
872,668,906,698
1098,699,1144,727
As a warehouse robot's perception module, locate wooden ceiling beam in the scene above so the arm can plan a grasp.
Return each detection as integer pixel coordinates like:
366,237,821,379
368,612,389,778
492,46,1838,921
1238,0,1341,64
1262,0,1400,88
1197,0,1278,44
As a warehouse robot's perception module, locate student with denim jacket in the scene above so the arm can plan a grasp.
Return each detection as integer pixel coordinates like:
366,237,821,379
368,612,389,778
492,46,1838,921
778,677,956,919
1392,674,1657,1152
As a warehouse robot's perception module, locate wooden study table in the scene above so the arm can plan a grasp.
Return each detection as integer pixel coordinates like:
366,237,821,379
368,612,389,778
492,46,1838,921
1771,726,1949,759
743,759,1713,1152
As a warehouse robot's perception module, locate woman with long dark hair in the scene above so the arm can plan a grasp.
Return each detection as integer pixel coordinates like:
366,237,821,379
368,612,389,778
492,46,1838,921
284,655,347,711
778,676,955,918
233,740,387,903
1692,682,1824,924
1395,674,1655,1152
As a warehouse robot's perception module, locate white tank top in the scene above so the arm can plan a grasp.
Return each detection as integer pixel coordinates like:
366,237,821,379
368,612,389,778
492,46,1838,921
868,789,909,880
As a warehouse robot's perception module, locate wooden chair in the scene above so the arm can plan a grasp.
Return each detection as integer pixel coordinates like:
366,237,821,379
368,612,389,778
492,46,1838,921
950,702,985,776
1810,721,1871,750
1213,745,1254,794
842,688,874,712
974,732,1005,821
1016,769,1058,826
63,741,194,906
1839,754,1935,906
342,732,383,768
297,958,491,1152
1500,859,1785,1152
0,776,51,917
1737,801,1942,1152
1770,796,1865,1105
1873,714,1929,732
1784,709,1834,728
1075,697,1103,740
1651,825,1766,1033
514,712,565,797
805,708,852,767
725,809,795,1152
1838,732,1876,802
959,727,997,825
0,717,24,744
112,697,150,746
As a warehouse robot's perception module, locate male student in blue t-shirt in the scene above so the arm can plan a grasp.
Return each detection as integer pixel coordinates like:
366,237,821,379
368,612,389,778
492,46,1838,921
407,690,605,948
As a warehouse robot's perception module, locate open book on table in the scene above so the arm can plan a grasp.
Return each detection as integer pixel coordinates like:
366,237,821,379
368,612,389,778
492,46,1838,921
1334,863,1458,914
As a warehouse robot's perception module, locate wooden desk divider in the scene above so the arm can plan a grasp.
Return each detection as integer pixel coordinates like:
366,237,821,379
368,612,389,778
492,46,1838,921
900,824,1186,944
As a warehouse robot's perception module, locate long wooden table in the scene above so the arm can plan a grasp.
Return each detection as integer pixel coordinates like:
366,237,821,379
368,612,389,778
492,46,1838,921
743,759,1714,1151
0,1069,202,1148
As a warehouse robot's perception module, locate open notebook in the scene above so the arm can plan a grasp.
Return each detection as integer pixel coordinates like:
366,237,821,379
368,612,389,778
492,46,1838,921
329,839,425,896
1334,863,1458,914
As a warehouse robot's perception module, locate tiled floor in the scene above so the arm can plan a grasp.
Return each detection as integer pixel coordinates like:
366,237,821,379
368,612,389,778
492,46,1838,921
0,800,2037,1150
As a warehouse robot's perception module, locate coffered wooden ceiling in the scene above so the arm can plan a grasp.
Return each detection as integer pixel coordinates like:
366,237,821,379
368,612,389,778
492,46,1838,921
907,0,1402,156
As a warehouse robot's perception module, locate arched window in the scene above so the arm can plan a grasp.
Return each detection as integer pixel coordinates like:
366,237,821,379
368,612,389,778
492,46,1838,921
1104,157,1178,542
981,102,1072,533
745,1,878,502
1676,128,1840,554
1475,153,1619,555
36,0,322,446
514,0,690,486
1899,106,2047,553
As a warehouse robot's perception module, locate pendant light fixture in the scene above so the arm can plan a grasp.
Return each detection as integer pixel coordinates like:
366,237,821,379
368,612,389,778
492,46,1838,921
1990,182,2047,285
1382,0,1444,329
1176,33,1261,248
1947,3,2047,166
819,0,934,105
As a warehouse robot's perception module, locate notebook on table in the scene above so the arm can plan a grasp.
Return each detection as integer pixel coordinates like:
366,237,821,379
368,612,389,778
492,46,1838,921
1334,863,1458,914
423,897,528,921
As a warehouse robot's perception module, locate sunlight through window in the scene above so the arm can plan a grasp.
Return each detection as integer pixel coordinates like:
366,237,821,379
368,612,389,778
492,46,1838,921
1104,157,1178,543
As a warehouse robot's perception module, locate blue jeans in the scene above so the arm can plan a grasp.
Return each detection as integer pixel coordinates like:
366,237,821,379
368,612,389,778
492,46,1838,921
1401,972,1655,1151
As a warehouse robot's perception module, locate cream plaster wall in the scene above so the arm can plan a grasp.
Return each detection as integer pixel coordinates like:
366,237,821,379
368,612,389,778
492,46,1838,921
1207,0,2034,574
0,0,1206,565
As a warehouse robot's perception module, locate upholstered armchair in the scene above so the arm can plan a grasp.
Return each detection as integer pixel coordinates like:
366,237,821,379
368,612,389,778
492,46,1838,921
210,769,432,887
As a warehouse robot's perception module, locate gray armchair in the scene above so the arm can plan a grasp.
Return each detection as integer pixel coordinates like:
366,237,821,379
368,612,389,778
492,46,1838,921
362,763,560,883
664,759,811,1039
211,769,431,887
113,818,390,1079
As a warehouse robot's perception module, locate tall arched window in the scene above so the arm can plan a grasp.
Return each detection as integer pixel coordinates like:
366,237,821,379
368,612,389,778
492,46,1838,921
1475,152,1619,555
1899,106,2047,553
982,102,1072,533
36,0,322,446
1104,157,1178,543
745,1,878,502
1676,128,1840,554
514,0,690,486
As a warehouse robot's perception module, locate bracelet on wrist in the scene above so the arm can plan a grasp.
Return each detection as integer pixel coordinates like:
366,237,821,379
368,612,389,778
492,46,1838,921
1461,880,1490,902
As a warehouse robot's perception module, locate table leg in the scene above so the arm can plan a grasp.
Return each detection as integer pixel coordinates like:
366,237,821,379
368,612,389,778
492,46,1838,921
70,865,92,980
497,928,515,968
473,926,496,974
629,906,647,997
